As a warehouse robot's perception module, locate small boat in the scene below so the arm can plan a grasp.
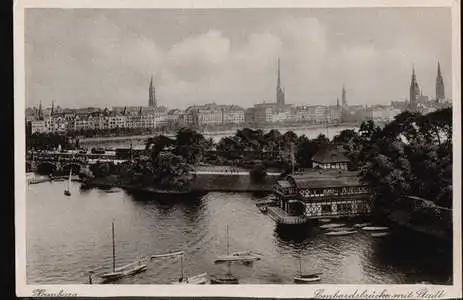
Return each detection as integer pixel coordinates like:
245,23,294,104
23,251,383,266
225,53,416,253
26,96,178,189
319,218,332,223
214,254,261,264
64,169,72,196
361,226,389,231
293,257,321,284
325,230,357,236
174,273,209,285
371,232,390,237
172,254,209,284
353,222,372,228
330,226,355,231
99,221,148,283
319,223,346,229
294,274,322,283
210,273,239,284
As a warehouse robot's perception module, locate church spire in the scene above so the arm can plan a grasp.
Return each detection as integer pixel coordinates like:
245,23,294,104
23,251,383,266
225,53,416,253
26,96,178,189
276,57,285,106
436,60,445,102
51,100,54,116
409,65,420,111
149,74,157,107
341,84,347,107
38,100,43,120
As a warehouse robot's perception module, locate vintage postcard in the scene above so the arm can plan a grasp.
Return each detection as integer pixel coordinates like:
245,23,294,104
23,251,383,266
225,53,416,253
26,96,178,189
14,0,461,298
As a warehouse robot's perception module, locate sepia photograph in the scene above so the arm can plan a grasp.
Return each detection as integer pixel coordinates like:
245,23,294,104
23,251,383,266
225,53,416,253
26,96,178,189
15,0,461,298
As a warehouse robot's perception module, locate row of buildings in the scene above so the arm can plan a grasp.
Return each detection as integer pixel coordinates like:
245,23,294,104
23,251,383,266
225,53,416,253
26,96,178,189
26,60,450,135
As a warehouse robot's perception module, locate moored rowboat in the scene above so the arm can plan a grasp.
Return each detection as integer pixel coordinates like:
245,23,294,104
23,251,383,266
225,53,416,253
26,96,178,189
293,274,321,283
325,230,357,236
361,226,389,231
371,232,390,237
353,222,372,228
320,223,346,229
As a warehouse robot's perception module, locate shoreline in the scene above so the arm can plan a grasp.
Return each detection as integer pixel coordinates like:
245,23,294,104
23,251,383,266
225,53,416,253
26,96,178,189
77,122,360,144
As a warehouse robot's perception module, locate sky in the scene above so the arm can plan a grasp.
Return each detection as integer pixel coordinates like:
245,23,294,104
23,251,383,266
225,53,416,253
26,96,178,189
25,8,452,109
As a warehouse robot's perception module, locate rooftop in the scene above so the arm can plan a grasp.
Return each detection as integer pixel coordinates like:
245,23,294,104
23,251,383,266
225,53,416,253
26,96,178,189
312,147,350,164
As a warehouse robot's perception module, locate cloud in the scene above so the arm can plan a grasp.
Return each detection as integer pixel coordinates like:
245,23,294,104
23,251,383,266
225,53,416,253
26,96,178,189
25,9,452,109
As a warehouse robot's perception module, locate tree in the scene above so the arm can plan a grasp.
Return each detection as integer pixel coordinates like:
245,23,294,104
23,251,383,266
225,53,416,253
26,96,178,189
174,128,208,164
152,152,194,190
249,164,267,184
145,135,174,162
295,134,329,168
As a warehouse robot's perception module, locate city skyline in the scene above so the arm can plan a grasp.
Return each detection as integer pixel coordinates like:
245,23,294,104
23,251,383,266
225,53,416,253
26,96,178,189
25,8,452,109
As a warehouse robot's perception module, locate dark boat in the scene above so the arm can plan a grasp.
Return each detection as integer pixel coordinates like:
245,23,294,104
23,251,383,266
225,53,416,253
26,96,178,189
210,273,239,284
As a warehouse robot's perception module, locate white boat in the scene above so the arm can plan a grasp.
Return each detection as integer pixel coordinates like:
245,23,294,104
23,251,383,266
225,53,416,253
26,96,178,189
214,228,262,264
172,253,209,284
371,232,390,237
353,222,372,228
293,257,321,284
330,226,355,231
318,218,332,223
211,225,246,284
319,223,346,229
99,222,148,283
64,169,72,196
361,226,389,231
325,230,357,236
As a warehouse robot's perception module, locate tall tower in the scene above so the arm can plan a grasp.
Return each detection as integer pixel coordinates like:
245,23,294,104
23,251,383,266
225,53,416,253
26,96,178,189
336,97,340,108
51,100,54,116
38,100,43,120
341,84,347,107
276,58,285,106
149,75,157,107
436,61,445,102
409,66,420,111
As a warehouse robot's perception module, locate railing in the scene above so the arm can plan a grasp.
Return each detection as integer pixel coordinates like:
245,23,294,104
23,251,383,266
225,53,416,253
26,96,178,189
267,207,308,225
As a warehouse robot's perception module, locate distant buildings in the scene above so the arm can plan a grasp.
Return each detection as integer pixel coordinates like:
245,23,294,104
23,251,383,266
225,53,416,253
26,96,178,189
26,61,452,135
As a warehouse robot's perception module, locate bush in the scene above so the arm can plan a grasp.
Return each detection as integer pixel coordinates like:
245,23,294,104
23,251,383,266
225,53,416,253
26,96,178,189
249,164,267,183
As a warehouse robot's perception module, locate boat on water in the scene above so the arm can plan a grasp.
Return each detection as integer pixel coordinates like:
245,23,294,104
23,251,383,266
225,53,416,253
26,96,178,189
329,226,355,231
211,225,247,284
318,218,332,223
172,253,209,284
64,170,72,196
325,230,357,236
371,232,391,237
361,226,389,231
293,257,321,284
319,223,346,229
210,273,239,284
353,222,372,228
98,222,148,283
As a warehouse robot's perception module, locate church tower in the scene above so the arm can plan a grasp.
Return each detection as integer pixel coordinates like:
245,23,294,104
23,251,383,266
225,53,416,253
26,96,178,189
409,66,420,111
149,75,157,107
341,84,347,107
436,61,445,102
276,58,285,106
38,100,43,120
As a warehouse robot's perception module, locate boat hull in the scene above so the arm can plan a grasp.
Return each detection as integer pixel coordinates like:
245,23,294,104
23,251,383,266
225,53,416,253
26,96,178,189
210,276,239,284
325,230,357,236
293,275,321,283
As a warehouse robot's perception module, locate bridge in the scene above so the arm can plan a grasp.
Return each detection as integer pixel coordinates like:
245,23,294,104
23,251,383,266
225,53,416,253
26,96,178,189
26,151,281,177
